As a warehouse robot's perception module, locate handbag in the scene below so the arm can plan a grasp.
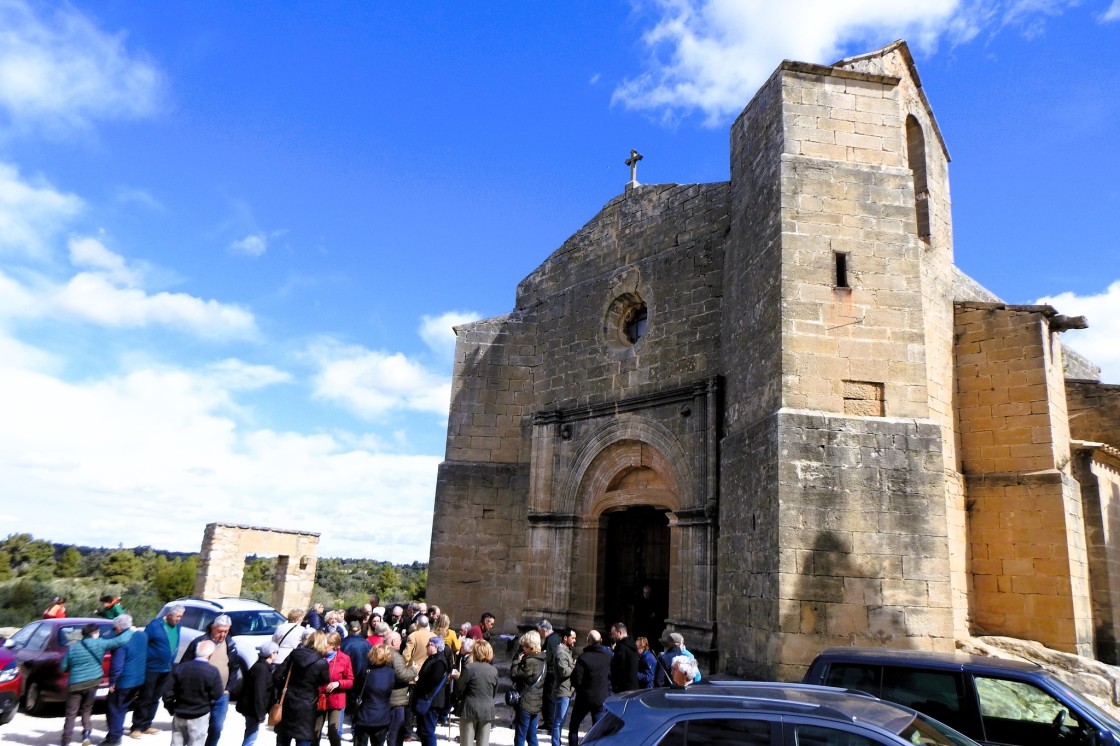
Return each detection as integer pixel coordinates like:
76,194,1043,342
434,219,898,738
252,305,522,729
505,658,545,708
268,662,293,727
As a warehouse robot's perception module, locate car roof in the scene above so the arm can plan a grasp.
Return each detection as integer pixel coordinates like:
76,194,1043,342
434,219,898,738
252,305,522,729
814,647,1044,674
173,597,276,611
609,682,931,729
36,617,114,627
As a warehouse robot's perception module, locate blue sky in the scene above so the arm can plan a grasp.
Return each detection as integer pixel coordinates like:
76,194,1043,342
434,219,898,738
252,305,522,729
0,0,1117,563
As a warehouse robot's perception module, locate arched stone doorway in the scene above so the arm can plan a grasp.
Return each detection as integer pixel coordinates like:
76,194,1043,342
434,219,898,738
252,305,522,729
522,389,720,667
603,506,670,643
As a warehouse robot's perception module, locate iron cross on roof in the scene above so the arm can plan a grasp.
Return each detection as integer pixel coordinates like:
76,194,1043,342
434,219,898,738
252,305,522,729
625,149,644,190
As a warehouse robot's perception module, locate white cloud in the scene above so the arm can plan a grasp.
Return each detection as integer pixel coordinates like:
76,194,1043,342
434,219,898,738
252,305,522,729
0,0,164,136
49,272,258,339
419,310,481,357
1103,0,1120,21
0,340,438,561
68,235,138,285
309,341,452,419
1038,281,1120,384
230,233,268,257
0,237,259,340
207,358,293,390
614,0,1080,124
0,161,83,258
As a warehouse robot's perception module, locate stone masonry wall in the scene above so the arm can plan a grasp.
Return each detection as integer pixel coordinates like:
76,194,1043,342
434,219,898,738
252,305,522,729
717,63,786,677
1074,446,1120,662
516,183,729,411
955,304,1093,654
427,461,530,636
778,64,929,419
773,412,953,681
194,523,319,614
1068,381,1120,448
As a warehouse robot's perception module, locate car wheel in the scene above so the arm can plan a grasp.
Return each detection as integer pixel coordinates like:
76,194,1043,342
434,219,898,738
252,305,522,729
23,681,46,716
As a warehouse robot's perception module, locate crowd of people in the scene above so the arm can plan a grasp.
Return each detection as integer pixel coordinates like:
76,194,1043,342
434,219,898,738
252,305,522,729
47,593,702,746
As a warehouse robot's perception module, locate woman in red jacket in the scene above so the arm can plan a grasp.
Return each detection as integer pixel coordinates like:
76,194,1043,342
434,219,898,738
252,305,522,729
316,632,354,746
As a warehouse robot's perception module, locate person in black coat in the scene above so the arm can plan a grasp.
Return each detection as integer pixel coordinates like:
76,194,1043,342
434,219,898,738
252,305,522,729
236,642,277,746
412,637,449,746
567,631,612,746
608,623,639,693
274,632,330,746
339,620,372,736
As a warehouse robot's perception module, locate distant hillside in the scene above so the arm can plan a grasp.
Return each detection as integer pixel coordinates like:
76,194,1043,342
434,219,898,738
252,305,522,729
0,532,426,627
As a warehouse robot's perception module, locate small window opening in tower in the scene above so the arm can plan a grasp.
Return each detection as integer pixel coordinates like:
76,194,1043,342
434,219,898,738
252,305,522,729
835,252,850,288
906,115,931,241
624,304,648,343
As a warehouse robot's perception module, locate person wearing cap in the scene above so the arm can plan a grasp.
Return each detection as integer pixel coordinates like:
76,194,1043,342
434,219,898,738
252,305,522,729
236,642,277,746
654,632,699,687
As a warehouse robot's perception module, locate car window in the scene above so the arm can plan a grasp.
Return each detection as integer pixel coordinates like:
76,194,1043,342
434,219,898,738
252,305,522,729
27,624,52,651
657,717,772,745
8,622,41,648
975,675,1085,745
57,626,88,647
824,663,881,696
229,610,285,636
881,666,971,736
583,710,624,740
180,607,206,631
794,724,881,746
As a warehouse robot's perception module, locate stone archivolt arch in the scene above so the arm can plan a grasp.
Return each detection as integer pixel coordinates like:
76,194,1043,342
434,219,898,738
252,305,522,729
564,414,695,518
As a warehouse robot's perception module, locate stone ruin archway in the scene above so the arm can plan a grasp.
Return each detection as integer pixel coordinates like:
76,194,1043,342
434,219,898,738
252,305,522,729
194,522,320,613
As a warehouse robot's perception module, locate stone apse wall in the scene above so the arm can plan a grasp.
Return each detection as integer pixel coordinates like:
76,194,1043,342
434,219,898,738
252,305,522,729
194,523,320,613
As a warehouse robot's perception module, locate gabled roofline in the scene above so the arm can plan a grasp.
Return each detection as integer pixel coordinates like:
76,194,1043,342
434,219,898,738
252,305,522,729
833,40,951,162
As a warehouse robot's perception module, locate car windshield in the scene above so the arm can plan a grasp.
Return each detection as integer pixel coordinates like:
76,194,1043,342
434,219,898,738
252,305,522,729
227,610,286,637
1043,676,1120,734
825,695,979,746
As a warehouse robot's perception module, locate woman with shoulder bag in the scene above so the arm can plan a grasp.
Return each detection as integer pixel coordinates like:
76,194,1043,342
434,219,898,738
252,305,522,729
60,620,134,746
510,631,546,746
352,644,396,746
411,637,449,746
274,631,330,746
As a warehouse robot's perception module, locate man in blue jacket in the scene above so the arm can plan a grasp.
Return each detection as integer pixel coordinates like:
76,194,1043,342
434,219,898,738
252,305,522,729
130,604,185,738
103,615,146,746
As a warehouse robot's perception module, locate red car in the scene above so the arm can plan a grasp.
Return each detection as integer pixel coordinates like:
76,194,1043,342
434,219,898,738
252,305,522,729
0,644,19,725
3,618,115,715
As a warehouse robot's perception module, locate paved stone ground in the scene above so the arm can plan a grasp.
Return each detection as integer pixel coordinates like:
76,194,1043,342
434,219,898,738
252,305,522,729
0,703,580,746
0,708,520,746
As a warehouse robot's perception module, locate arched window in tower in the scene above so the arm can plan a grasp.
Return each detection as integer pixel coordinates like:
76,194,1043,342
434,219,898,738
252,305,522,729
906,115,931,241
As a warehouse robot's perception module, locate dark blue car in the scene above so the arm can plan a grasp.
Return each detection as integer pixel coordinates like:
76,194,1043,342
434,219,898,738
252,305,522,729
804,647,1120,746
578,682,979,745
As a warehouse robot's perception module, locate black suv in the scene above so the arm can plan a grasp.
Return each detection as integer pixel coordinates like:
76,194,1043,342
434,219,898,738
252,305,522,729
804,647,1120,746
579,682,979,745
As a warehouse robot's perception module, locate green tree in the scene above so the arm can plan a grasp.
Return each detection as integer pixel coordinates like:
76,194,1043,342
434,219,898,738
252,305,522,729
377,565,401,595
0,550,12,581
101,549,144,585
2,533,57,579
152,556,196,600
57,546,82,577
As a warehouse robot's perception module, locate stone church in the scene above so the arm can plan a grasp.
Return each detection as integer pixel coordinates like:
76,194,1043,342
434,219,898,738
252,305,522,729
426,40,1120,679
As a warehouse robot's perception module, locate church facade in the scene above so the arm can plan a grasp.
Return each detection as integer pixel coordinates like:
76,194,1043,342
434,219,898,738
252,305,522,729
426,41,1120,679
